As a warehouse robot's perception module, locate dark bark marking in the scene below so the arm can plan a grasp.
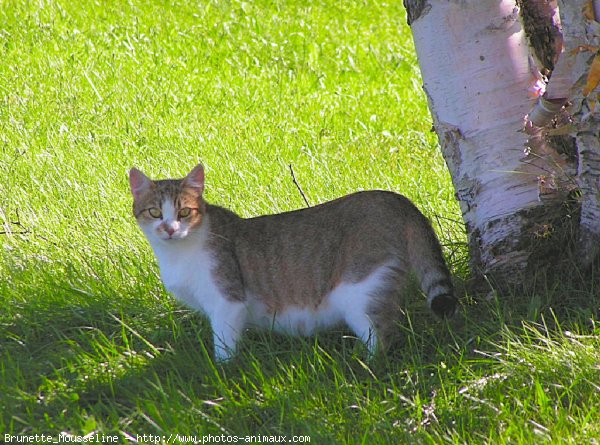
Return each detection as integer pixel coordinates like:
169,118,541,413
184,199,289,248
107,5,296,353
403,0,431,26
517,0,562,72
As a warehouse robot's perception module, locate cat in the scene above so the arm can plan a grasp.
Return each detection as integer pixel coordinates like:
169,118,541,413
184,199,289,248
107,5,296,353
129,163,457,362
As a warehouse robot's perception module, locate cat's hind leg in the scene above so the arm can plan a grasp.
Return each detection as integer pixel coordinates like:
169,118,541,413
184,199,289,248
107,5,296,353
329,264,398,357
330,282,381,357
344,311,378,356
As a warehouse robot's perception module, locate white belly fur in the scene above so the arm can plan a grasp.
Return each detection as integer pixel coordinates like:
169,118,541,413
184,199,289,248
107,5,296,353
247,262,392,337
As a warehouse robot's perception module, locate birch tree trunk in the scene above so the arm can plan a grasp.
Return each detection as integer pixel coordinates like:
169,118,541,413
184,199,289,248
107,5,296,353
404,0,600,284
403,0,582,284
404,0,600,283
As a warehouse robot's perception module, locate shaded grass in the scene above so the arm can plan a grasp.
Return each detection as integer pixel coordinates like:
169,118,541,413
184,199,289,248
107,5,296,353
1,0,599,443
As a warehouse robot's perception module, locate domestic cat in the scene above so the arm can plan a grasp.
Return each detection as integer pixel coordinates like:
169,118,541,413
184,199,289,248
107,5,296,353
129,163,457,362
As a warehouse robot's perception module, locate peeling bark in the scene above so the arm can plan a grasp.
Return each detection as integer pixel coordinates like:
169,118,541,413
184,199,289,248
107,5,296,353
518,0,562,72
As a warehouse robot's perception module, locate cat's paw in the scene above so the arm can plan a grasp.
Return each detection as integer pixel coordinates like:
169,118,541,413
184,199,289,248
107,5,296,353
214,343,237,364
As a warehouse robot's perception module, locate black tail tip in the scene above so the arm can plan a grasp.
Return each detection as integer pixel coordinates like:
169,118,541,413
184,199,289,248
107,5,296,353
430,294,458,319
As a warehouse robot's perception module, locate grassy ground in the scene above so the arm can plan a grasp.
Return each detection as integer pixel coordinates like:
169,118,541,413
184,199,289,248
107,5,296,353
1,0,599,443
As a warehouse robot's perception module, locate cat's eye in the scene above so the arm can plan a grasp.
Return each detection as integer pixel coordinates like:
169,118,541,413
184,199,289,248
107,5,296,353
148,207,162,218
178,207,192,219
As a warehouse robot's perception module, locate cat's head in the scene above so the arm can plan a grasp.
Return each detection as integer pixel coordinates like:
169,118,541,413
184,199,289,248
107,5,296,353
129,163,206,243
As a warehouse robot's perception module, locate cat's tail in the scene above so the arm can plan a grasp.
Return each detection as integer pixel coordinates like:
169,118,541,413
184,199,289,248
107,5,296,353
403,202,458,319
421,264,457,319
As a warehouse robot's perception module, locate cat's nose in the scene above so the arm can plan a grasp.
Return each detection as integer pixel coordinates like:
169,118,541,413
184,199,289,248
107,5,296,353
165,226,175,237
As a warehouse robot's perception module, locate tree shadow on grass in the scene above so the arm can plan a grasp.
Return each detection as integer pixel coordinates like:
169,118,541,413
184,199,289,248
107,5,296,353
3,264,599,438
2,282,460,440
476,258,600,330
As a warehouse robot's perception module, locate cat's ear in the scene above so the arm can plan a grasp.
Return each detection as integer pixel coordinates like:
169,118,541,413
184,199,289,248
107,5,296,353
129,168,152,199
183,163,205,194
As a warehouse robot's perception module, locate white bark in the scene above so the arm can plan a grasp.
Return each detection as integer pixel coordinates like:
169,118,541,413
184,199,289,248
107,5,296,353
405,0,571,280
556,0,600,266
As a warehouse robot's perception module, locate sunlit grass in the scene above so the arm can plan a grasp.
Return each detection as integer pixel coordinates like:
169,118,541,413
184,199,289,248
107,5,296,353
1,0,599,443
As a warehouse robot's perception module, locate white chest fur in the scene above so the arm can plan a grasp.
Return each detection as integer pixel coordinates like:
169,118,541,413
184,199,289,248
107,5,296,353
161,249,219,311
149,233,224,319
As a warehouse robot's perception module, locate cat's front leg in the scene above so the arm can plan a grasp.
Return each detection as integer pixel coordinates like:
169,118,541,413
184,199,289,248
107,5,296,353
210,300,247,363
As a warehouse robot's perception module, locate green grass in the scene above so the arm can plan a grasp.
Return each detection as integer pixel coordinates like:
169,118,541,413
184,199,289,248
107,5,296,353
1,0,599,443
